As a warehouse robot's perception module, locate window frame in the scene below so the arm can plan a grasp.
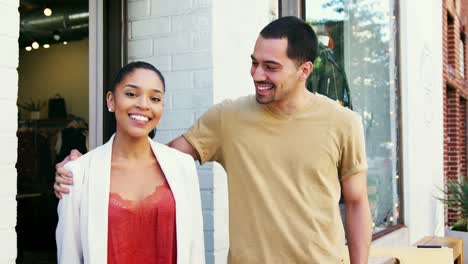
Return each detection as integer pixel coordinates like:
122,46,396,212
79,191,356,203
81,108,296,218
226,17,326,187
88,0,127,148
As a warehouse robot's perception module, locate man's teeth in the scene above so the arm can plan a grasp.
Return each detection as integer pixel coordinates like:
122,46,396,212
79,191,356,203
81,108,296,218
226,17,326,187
130,115,149,121
258,86,272,90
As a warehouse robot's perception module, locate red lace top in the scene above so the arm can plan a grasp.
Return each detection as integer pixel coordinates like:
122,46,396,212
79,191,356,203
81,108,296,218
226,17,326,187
107,182,177,264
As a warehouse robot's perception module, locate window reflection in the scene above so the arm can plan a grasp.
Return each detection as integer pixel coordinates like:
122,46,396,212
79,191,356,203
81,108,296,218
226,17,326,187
305,0,401,233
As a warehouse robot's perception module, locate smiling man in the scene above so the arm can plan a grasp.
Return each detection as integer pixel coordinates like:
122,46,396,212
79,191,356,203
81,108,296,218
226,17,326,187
55,16,371,263
171,16,372,263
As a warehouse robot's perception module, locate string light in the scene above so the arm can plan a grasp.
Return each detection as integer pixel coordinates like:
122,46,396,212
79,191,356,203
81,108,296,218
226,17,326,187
25,46,32,51
43,44,50,48
32,41,39,49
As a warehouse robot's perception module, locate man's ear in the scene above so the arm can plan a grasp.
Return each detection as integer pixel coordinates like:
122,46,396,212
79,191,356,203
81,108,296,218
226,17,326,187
106,91,115,112
298,61,314,81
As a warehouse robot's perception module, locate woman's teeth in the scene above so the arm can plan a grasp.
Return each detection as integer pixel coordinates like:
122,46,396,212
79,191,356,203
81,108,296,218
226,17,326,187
129,114,149,121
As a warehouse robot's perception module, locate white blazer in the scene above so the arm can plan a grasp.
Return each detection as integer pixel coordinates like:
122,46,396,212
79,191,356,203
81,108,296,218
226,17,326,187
56,135,205,264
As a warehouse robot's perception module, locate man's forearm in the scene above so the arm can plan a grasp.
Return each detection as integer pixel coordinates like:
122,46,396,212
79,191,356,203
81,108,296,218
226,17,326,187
345,198,372,264
167,136,200,161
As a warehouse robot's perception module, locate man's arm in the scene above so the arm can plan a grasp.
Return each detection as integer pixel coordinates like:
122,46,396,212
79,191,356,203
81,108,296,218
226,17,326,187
167,136,201,161
342,171,372,264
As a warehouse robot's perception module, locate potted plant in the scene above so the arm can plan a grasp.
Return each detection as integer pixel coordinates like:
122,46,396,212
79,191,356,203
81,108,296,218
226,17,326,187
439,176,468,263
18,99,46,120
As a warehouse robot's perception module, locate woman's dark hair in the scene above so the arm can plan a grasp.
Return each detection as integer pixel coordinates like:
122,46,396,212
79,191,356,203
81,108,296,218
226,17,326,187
110,61,166,92
260,16,318,65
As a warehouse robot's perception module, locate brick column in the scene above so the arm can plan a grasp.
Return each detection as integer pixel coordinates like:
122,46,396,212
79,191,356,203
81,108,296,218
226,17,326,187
0,1,19,263
446,89,461,225
443,0,468,227
460,98,467,178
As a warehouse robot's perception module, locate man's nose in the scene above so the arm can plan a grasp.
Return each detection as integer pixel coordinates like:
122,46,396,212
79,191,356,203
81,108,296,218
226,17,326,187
251,65,266,81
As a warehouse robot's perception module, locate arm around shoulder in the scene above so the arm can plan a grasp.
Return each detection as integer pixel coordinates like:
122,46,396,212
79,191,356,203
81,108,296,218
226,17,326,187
168,136,200,161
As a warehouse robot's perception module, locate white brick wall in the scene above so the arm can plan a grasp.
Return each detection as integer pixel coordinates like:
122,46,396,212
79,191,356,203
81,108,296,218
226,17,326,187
128,0,270,262
0,0,19,263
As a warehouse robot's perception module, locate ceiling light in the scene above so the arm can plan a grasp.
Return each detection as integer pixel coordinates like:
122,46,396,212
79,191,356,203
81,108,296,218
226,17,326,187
44,8,52,16
32,41,39,49
63,41,68,45
43,44,50,48
25,46,32,51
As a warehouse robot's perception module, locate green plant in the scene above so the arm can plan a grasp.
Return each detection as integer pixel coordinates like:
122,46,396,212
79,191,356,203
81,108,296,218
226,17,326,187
17,99,46,111
439,176,468,231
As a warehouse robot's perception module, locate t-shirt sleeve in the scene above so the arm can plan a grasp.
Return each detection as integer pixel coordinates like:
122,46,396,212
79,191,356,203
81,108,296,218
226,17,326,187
183,102,226,165
340,113,368,181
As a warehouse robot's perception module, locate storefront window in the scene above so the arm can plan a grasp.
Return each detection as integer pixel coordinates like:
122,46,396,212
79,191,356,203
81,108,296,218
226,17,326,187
305,0,401,234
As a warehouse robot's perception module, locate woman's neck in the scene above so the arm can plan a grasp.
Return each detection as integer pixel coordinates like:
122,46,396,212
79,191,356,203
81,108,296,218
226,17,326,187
111,133,153,162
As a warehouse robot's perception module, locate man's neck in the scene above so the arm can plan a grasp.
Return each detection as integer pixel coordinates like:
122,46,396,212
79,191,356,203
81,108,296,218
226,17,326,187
268,88,314,115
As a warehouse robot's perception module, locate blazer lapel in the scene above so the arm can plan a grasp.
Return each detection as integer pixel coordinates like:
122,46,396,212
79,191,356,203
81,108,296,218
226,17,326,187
150,140,187,263
149,140,182,204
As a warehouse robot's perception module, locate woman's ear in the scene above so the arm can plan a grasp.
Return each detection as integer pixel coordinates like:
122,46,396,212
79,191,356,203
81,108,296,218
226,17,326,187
106,91,115,112
299,61,314,81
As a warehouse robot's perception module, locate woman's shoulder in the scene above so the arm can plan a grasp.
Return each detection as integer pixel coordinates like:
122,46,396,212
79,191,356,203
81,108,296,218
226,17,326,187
151,140,195,162
63,143,109,172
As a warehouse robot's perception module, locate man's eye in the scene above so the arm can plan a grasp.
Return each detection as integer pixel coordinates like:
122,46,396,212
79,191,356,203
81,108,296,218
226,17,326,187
151,97,161,102
251,61,258,66
265,65,276,70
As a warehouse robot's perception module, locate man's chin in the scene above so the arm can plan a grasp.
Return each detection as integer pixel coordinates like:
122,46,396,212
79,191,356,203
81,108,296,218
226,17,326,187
255,95,273,105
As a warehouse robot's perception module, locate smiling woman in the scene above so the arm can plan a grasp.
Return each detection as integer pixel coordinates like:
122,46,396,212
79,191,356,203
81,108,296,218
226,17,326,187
55,61,205,264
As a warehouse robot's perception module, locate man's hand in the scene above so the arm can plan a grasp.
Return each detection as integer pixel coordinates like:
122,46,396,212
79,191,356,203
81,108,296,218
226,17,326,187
53,149,82,199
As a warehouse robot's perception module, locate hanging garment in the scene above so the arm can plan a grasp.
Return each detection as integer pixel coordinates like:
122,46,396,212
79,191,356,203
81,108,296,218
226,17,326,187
307,43,353,109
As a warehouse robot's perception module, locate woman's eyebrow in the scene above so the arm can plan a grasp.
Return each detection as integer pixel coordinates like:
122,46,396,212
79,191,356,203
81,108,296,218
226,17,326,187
123,83,163,94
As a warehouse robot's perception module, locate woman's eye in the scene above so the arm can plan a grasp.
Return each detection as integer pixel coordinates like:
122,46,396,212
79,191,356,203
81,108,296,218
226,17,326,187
151,97,161,102
125,92,136,97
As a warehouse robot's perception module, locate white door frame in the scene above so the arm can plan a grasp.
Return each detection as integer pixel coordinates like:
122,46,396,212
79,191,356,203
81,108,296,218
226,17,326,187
88,0,104,148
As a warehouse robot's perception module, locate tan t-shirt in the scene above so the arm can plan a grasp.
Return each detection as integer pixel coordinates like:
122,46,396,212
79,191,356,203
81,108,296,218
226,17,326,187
184,94,367,263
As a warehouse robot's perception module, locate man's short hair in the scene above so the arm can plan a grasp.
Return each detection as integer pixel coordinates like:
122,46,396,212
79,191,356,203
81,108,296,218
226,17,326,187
260,16,318,65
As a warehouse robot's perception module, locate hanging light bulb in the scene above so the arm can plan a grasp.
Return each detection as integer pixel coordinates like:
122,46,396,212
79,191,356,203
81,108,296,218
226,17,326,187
25,46,32,51
32,41,40,49
44,7,52,16
43,44,50,48
63,41,68,45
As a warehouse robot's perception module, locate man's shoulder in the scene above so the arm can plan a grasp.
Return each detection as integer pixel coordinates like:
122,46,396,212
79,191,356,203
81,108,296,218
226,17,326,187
201,95,256,119
314,93,362,127
214,95,255,110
